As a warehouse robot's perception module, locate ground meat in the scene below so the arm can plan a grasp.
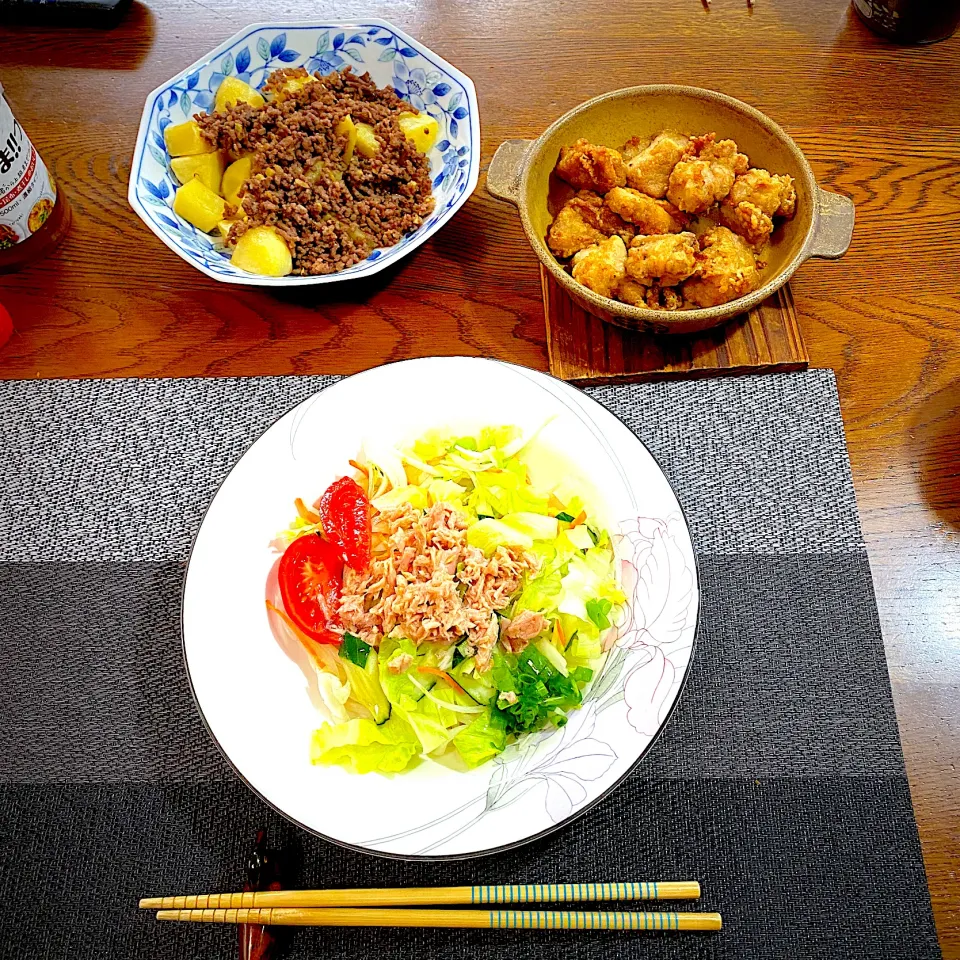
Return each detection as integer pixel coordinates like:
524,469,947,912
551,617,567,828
197,67,435,276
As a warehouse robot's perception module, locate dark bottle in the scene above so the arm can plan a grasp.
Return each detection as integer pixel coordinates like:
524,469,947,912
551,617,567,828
853,0,960,43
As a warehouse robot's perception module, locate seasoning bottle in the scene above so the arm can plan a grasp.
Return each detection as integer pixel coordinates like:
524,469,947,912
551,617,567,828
853,0,960,43
0,81,70,273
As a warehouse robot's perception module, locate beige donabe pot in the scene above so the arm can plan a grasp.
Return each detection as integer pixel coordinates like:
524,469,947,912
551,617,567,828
488,85,855,334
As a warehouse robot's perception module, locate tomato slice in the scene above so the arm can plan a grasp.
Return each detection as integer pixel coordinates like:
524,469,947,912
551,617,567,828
318,476,371,571
277,534,343,644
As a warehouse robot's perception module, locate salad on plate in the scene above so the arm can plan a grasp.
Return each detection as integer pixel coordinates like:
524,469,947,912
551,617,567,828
266,425,625,775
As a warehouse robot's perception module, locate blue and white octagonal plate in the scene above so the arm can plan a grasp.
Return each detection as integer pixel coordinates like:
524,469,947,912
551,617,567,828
128,21,480,286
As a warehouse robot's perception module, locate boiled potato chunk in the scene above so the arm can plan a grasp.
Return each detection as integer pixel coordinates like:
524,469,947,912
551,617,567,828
221,155,253,207
173,177,226,232
170,152,225,193
217,220,236,245
215,76,265,113
276,75,317,101
335,115,357,165
163,120,213,157
398,112,439,153
231,226,293,277
355,122,379,158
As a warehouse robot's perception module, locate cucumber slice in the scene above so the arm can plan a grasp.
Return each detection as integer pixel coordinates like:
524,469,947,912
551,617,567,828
451,657,495,705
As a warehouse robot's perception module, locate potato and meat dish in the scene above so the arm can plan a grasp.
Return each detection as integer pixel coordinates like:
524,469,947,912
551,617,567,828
162,67,439,277
546,131,797,309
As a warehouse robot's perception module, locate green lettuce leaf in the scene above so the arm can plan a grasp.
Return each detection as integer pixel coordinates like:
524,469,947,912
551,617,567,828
310,715,420,774
378,637,451,710
340,654,390,724
454,707,508,767
396,680,476,753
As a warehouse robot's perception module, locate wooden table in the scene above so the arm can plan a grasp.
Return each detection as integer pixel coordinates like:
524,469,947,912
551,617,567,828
2,0,958,951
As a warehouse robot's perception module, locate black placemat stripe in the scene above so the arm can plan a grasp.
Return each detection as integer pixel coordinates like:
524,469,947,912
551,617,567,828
0,554,903,784
0,777,938,960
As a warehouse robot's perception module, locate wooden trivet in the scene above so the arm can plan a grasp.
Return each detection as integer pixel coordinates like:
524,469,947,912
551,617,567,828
542,265,808,385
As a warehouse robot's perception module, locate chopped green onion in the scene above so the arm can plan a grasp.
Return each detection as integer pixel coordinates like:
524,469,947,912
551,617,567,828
555,511,575,523
339,632,371,668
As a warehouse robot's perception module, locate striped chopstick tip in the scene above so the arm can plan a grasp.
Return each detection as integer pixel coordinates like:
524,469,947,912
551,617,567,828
139,897,163,909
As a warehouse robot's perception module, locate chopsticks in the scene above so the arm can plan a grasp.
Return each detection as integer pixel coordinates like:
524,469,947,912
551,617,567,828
140,882,721,932
139,880,701,910
152,906,722,931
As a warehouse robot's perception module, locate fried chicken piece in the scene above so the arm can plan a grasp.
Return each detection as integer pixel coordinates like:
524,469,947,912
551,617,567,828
604,187,689,234
555,139,627,193
620,135,649,162
547,203,605,258
681,226,761,308
616,277,651,307
617,278,684,310
547,191,633,258
717,168,797,247
728,168,797,218
661,285,684,310
716,200,774,248
625,232,699,287
571,235,627,300
666,133,749,214
624,131,691,199
573,191,635,239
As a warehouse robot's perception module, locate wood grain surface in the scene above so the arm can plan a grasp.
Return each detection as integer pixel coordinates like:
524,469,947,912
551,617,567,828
543,270,808,383
1,1,957,953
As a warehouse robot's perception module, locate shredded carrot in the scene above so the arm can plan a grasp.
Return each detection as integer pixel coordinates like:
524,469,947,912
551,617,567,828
548,493,566,513
266,600,311,644
294,497,320,524
418,665,467,696
552,618,566,651
348,459,369,477
569,509,587,528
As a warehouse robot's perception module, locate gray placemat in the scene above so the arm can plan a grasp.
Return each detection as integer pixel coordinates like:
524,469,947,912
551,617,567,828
0,370,941,959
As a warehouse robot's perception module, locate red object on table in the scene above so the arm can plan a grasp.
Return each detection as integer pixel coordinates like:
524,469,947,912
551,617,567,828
0,304,12,349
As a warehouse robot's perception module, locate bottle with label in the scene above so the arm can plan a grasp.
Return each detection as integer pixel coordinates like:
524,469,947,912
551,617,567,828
0,81,70,273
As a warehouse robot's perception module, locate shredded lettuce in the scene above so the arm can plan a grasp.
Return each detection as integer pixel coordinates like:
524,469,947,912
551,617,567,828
340,655,390,725
275,515,322,546
454,707,508,767
310,715,420,774
378,637,449,710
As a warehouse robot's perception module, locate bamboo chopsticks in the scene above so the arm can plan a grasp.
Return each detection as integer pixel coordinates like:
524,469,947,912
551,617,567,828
153,906,722,931
140,882,721,933
139,880,700,910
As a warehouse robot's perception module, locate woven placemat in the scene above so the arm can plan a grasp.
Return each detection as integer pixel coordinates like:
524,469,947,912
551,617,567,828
0,370,941,960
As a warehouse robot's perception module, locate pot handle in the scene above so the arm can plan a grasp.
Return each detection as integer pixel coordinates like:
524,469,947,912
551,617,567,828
486,139,534,206
806,186,855,260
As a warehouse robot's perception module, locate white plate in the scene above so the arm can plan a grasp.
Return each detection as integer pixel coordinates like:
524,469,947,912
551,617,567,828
182,357,699,858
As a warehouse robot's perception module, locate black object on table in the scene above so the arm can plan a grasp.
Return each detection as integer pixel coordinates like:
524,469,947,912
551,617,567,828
0,0,132,28
853,0,960,43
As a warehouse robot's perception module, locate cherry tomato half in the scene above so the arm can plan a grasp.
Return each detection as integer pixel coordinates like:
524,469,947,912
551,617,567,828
319,476,371,571
277,534,344,644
